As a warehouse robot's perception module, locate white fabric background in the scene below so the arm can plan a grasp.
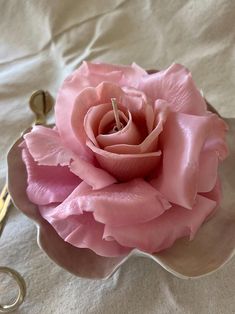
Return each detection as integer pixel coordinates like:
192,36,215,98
0,0,235,313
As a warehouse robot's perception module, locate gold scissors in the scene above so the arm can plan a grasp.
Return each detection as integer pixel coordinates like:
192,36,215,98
0,90,53,313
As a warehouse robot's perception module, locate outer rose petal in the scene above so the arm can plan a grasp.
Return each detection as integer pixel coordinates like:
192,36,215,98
22,148,81,205
55,62,146,155
203,113,229,160
87,140,161,181
151,112,212,209
139,63,207,115
40,179,171,226
83,62,147,87
198,114,228,192
198,150,218,192
77,179,171,227
103,195,216,253
24,126,75,166
39,204,129,257
200,177,221,204
24,126,117,190
200,178,221,221
42,180,170,225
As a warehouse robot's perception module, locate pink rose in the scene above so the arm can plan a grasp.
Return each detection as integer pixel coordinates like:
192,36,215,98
21,62,228,257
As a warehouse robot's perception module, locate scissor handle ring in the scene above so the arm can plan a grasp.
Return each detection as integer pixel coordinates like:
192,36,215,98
0,266,26,313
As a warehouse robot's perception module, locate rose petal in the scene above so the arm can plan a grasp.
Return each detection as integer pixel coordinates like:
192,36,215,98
84,103,113,146
139,63,207,115
200,178,221,221
22,148,81,205
39,182,89,220
203,113,229,160
151,112,212,209
24,126,75,166
121,86,155,132
76,179,171,227
87,140,161,181
200,177,221,204
197,113,228,193
70,159,117,190
24,126,117,190
198,150,218,193
103,195,216,253
84,62,147,87
39,204,129,257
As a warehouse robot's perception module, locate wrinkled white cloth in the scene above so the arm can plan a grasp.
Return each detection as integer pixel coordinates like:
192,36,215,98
0,1,235,313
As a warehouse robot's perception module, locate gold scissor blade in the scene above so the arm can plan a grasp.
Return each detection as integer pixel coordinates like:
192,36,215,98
0,184,7,199
0,184,8,212
0,194,11,222
0,219,6,237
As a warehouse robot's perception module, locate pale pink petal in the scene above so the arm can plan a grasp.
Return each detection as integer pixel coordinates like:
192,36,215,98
203,113,229,160
71,87,100,148
96,82,145,112
39,204,129,257
198,150,218,192
197,113,228,193
39,182,89,220
24,126,116,190
119,86,154,131
121,86,154,132
84,103,112,146
22,148,81,205
84,61,147,87
64,213,129,257
139,63,207,115
87,140,161,181
76,179,171,227
200,178,221,220
103,195,216,253
24,126,75,166
151,112,212,209
104,100,169,154
55,66,97,157
97,111,142,148
200,177,221,204
39,180,130,257
70,159,117,190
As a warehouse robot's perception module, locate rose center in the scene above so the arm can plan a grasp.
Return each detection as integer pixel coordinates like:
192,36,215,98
102,115,127,135
98,99,128,135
